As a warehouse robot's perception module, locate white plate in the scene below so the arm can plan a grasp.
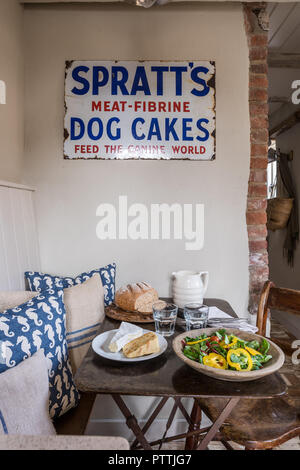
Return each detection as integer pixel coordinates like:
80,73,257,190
92,329,168,362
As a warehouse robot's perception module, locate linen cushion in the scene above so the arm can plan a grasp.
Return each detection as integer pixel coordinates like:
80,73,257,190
25,263,116,306
64,274,104,372
0,350,56,435
0,288,80,418
0,291,37,312
0,275,105,373
0,435,130,450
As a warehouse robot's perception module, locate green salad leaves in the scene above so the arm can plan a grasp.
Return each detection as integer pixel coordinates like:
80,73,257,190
182,329,272,372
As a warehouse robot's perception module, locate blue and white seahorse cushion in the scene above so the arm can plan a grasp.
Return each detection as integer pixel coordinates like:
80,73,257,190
0,288,80,419
25,263,116,306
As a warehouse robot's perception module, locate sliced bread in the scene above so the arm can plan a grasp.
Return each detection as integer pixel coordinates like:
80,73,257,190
123,332,160,358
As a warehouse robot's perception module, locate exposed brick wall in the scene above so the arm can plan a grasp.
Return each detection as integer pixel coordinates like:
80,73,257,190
243,3,269,314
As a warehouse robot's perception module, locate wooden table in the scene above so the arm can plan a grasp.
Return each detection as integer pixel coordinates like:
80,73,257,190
75,298,287,450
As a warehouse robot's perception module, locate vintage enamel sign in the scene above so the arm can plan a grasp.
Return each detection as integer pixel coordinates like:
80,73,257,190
64,60,216,160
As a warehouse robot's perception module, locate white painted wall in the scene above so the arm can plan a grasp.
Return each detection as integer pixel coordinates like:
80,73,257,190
23,2,250,315
0,0,24,183
23,2,250,435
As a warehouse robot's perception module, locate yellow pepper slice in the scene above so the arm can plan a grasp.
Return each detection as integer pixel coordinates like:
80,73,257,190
220,336,238,349
203,353,227,369
245,346,263,357
227,348,253,371
186,337,211,345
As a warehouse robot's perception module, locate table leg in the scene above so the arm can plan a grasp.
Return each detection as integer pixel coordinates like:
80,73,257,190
176,398,193,427
131,397,169,450
112,394,240,451
158,399,179,450
197,397,240,450
185,399,202,450
112,394,152,450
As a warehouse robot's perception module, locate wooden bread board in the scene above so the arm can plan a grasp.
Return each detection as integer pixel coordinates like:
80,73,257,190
105,303,154,323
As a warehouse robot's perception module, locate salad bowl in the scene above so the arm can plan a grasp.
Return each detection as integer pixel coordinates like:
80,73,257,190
172,328,285,382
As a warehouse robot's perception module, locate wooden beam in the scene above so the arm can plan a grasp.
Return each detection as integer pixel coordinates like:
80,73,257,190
270,110,300,137
268,53,300,69
268,96,290,104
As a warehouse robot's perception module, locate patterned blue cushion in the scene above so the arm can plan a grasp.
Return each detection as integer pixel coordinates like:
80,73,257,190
25,263,116,306
0,289,80,419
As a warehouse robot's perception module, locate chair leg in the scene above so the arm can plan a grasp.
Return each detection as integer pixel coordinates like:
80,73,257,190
221,439,235,451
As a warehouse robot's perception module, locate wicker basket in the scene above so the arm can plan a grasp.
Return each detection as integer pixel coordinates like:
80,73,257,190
267,198,294,231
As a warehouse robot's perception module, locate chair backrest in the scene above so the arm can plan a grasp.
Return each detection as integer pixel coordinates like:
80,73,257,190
257,281,300,336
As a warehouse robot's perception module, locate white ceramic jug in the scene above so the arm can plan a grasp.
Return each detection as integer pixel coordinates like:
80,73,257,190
172,270,209,308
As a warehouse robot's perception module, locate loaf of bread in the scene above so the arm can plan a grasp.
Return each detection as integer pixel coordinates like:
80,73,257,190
123,332,160,358
115,282,158,314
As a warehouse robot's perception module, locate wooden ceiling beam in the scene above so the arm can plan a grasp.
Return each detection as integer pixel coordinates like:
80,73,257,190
268,96,290,104
268,53,300,69
270,110,300,137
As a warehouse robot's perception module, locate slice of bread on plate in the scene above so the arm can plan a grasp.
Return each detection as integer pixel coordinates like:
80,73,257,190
123,332,160,358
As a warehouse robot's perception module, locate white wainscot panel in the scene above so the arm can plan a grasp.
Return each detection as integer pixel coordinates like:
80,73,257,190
0,182,40,290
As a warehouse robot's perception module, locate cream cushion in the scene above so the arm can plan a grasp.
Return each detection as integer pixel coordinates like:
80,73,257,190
0,350,56,435
0,273,105,373
0,291,36,311
0,435,129,450
64,273,104,372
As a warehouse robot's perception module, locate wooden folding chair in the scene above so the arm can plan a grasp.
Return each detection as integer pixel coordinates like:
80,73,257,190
256,281,300,354
196,281,300,450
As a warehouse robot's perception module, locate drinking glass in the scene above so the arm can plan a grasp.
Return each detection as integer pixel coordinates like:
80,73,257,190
184,303,209,330
152,301,178,337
